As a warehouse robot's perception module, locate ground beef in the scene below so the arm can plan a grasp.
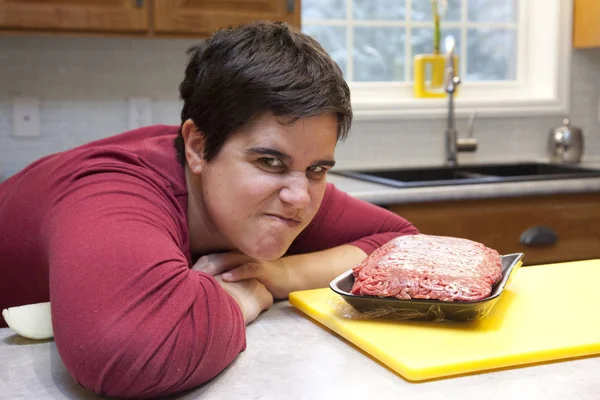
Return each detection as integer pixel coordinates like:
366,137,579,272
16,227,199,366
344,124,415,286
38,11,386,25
350,234,502,302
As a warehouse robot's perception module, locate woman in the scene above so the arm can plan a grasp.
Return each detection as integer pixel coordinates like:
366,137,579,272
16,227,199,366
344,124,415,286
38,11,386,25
0,21,417,398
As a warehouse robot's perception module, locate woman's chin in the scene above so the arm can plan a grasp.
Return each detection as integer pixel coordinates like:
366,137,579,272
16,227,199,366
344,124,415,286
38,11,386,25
242,241,289,261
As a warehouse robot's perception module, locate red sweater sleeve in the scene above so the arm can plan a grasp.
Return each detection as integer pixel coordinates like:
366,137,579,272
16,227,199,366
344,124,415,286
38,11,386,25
44,172,245,399
287,183,419,255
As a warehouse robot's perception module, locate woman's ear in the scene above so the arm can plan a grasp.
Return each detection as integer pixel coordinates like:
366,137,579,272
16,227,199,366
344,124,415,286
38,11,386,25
181,119,205,174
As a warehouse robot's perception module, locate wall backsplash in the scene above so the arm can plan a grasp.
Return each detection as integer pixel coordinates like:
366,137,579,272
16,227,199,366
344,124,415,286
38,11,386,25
1,35,600,178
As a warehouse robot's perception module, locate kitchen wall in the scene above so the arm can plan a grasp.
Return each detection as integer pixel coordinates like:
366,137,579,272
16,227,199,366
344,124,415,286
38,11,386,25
1,35,600,178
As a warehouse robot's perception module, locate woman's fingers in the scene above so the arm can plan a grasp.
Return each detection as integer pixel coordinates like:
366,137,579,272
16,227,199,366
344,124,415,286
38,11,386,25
222,263,262,282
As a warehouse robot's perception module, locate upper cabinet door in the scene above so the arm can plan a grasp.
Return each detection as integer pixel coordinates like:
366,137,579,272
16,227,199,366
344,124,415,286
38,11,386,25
0,0,149,32
153,0,300,36
573,0,600,48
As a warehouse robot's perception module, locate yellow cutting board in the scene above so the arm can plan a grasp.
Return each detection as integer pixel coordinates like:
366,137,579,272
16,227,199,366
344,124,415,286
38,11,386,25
289,259,600,381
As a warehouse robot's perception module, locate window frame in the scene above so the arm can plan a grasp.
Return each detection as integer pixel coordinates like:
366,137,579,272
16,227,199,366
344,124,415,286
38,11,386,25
302,0,573,120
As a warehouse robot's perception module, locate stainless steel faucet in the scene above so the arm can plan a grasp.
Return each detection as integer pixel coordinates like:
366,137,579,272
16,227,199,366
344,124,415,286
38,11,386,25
444,36,478,167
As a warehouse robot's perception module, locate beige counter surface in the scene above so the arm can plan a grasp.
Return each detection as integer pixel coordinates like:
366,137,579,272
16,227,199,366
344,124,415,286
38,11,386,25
2,300,599,400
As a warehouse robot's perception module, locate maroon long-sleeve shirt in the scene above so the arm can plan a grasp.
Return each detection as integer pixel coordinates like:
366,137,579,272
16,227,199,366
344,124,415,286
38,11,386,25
0,125,418,398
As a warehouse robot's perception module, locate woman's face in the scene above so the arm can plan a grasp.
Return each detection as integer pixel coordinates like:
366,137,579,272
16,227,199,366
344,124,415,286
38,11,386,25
195,112,338,260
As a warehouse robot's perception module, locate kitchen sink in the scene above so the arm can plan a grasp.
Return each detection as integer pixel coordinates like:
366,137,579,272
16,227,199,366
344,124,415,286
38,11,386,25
331,162,600,188
453,163,598,177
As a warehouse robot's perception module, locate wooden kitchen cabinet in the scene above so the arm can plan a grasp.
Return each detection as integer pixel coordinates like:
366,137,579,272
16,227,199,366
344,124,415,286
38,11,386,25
388,193,600,266
0,0,149,33
573,0,600,48
153,0,300,36
0,0,300,37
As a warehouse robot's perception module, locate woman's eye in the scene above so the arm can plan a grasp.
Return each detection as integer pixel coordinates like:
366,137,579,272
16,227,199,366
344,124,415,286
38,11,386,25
258,157,285,170
307,165,328,179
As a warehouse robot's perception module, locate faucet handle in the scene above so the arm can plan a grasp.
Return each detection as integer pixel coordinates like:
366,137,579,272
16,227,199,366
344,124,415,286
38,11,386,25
457,111,478,152
466,111,478,138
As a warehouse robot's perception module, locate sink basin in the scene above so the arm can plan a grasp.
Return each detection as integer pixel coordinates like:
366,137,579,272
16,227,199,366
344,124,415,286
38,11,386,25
331,162,600,188
454,163,598,177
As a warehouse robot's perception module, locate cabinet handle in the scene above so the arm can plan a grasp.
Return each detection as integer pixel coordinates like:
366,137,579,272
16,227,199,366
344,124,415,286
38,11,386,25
286,0,295,13
519,226,558,247
134,0,144,8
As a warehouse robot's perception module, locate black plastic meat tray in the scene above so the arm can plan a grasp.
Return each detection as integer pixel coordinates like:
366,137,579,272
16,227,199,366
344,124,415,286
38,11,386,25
329,253,524,322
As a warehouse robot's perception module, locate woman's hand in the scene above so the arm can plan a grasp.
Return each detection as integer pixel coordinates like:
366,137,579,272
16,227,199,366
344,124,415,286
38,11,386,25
213,275,273,325
193,252,296,299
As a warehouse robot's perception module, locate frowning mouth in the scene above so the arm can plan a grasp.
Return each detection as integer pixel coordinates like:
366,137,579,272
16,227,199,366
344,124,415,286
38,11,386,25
265,214,301,226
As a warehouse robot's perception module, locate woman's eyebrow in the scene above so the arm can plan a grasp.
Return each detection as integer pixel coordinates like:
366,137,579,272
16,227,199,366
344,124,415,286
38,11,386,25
312,159,336,168
246,147,335,167
246,147,292,162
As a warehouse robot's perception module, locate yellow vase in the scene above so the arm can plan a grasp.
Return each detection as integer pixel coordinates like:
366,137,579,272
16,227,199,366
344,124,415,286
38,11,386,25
413,53,459,98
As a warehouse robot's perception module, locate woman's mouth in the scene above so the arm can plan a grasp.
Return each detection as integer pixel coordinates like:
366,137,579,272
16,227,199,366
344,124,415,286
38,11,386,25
265,214,301,227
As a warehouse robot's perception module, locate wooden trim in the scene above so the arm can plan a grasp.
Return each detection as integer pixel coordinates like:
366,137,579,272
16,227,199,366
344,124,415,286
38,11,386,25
573,0,600,48
0,0,150,32
0,28,152,38
153,0,301,35
0,0,301,38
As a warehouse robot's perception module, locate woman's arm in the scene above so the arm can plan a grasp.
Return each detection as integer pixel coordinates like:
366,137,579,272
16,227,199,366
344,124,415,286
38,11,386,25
44,172,266,399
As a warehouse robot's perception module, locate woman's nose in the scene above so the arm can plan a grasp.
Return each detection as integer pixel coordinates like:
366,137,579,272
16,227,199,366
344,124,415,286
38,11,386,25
279,173,310,209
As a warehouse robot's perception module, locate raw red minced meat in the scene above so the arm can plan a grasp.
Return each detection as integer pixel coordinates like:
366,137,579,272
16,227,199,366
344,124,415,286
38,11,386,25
351,234,502,302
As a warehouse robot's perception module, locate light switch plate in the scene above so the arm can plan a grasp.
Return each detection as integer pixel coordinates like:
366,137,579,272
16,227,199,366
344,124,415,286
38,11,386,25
12,97,40,138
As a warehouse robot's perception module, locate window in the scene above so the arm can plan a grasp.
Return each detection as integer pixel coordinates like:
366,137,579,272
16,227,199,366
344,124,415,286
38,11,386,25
303,0,518,82
301,0,572,119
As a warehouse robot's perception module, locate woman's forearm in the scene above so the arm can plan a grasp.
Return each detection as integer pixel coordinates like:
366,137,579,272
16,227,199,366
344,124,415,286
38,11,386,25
281,244,367,297
210,245,369,300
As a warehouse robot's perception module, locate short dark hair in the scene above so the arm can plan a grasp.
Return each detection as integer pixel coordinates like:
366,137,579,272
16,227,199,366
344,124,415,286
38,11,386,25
175,20,352,164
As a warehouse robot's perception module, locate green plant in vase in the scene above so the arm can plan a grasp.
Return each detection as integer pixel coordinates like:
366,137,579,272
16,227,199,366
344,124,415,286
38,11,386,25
414,0,458,98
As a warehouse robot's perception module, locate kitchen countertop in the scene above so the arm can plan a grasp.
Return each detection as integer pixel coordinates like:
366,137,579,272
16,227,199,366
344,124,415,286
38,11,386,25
4,160,600,399
2,300,599,400
327,159,600,205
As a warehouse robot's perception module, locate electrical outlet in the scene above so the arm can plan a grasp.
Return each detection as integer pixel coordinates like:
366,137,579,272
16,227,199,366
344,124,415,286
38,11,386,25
12,97,40,138
128,97,153,130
